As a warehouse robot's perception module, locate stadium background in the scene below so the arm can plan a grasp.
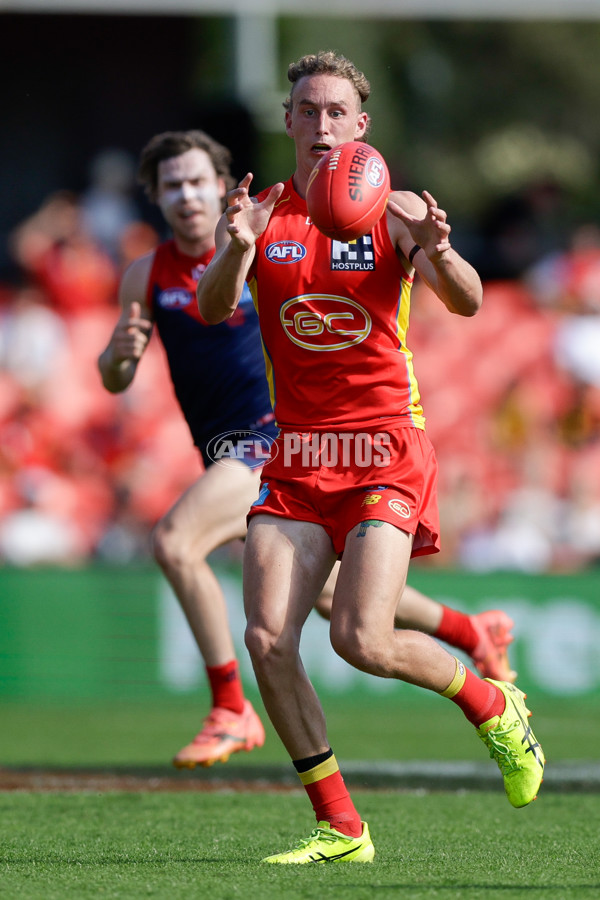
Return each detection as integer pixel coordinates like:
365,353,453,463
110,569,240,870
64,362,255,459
1,3,600,763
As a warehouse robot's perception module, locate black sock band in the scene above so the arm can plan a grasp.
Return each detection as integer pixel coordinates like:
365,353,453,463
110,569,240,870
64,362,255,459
293,748,333,774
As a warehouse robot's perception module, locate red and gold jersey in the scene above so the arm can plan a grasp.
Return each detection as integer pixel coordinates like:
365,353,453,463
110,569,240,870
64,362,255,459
248,177,424,430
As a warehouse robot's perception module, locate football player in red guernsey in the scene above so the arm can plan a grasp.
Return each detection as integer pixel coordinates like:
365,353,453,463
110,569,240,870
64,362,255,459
198,52,545,863
99,129,516,776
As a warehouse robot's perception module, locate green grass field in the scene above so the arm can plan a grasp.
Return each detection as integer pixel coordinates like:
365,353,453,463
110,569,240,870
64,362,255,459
2,791,598,899
1,693,599,898
2,562,600,900
1,692,598,766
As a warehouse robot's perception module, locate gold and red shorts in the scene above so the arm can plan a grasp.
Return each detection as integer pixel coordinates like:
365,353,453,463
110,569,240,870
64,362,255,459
248,422,440,558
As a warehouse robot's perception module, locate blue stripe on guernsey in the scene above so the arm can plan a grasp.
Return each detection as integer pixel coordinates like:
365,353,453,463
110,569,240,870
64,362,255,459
252,483,271,507
149,240,274,457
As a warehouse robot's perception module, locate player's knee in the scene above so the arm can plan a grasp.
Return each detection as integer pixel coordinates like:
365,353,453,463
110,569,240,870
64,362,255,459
330,622,377,671
314,592,333,621
151,517,188,572
245,621,274,664
245,621,296,674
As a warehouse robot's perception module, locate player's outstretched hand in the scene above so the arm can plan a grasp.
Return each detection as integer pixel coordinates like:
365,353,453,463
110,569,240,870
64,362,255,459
225,174,285,251
387,189,452,262
112,301,152,363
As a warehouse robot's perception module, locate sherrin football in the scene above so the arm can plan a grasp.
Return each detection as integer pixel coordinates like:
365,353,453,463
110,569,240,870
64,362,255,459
306,141,390,242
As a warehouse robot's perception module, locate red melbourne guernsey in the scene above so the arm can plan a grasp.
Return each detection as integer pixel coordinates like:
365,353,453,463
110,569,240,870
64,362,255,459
248,177,425,431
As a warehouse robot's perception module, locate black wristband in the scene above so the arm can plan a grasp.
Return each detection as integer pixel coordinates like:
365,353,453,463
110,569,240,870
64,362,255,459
408,244,421,265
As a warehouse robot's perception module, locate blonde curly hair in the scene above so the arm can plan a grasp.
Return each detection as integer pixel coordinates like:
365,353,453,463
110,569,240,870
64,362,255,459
283,51,371,136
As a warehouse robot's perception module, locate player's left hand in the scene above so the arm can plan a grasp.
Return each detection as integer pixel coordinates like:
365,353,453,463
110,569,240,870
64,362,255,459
387,189,452,262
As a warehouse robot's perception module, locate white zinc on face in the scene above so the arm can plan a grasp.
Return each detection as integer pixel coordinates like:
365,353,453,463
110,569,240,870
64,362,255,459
156,148,224,227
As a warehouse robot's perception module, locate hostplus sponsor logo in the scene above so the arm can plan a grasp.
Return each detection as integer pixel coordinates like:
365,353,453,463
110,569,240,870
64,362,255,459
330,235,375,271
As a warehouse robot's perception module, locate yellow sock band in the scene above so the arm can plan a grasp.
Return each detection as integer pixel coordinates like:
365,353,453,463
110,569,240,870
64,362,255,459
440,657,467,698
297,754,339,786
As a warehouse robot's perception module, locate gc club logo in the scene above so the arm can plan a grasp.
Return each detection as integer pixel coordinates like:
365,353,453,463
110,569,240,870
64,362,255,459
265,240,307,264
205,430,278,469
280,294,372,351
388,498,411,519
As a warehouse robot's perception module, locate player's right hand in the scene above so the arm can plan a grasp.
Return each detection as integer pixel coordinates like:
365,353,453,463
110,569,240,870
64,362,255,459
225,173,284,250
112,301,153,363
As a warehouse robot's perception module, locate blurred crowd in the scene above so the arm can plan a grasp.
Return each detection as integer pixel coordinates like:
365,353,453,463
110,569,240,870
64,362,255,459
1,151,599,572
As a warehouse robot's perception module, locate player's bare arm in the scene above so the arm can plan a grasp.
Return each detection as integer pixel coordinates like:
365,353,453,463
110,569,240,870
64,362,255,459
197,173,285,324
98,254,154,393
387,189,482,317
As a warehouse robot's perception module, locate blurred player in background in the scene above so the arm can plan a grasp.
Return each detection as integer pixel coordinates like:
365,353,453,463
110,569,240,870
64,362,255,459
98,131,270,767
99,128,517,773
197,52,544,863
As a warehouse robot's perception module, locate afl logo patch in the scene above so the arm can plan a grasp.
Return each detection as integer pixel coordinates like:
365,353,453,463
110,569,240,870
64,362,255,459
205,430,277,470
365,156,387,189
280,294,371,351
266,240,306,264
157,288,193,309
388,498,411,519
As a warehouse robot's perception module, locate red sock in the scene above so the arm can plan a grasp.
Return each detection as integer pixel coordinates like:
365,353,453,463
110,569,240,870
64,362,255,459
205,660,245,714
435,606,479,654
294,751,362,838
441,658,506,727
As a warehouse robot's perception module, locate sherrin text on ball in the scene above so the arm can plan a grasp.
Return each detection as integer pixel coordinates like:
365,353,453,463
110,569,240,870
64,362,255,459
306,141,390,242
